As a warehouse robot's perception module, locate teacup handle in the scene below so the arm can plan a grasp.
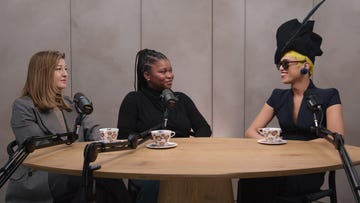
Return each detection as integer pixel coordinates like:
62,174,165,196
170,131,176,137
257,128,264,135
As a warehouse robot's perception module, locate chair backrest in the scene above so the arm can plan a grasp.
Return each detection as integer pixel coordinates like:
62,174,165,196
275,170,337,203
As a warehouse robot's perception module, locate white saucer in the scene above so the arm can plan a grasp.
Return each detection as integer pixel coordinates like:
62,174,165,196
257,138,287,145
146,142,178,149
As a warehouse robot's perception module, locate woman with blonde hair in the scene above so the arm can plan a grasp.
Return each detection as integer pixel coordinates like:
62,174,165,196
6,51,129,203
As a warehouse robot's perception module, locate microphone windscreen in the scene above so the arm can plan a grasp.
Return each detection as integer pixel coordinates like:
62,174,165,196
73,92,93,115
304,89,322,112
161,89,178,109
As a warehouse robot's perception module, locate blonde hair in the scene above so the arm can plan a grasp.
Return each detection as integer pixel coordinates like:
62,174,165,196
284,51,314,76
22,51,71,112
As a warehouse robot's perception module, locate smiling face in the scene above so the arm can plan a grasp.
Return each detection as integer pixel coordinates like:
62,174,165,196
278,55,307,84
53,58,68,90
144,59,174,91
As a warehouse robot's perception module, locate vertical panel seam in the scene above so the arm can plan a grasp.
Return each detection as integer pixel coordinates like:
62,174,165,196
243,0,247,137
211,0,214,135
140,0,142,50
312,0,316,82
69,0,73,96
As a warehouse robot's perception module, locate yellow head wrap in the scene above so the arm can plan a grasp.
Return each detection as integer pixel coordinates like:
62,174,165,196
283,51,314,76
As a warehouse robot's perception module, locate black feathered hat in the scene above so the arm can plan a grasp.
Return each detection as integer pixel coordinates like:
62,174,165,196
274,19,323,64
274,0,327,64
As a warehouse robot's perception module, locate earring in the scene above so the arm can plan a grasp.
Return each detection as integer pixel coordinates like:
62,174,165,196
300,67,308,75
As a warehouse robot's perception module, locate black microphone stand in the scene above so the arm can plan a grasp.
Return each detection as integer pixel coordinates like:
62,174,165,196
1,93,95,194
81,93,174,202
81,118,168,202
312,126,360,202
0,113,83,189
81,135,138,202
81,123,163,202
0,90,95,189
311,110,360,202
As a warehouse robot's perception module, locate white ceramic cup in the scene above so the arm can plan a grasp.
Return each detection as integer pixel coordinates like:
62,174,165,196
99,128,119,143
257,127,282,143
151,130,176,146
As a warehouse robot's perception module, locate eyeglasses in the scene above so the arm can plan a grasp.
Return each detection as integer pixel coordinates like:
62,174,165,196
276,60,306,70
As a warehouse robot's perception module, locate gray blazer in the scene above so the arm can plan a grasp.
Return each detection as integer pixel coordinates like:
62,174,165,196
6,96,101,203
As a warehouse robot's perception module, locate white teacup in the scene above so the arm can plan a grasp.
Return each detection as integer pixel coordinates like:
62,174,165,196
257,127,282,143
99,128,119,143
151,130,175,146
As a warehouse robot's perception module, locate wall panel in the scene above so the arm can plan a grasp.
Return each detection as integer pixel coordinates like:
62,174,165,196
70,0,140,127
213,0,245,137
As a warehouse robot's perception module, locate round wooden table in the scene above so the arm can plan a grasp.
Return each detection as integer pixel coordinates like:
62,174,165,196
23,137,360,203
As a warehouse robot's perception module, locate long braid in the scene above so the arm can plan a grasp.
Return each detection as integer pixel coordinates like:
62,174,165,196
134,49,168,91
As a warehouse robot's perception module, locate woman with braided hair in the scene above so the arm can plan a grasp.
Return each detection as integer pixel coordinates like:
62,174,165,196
117,48,211,203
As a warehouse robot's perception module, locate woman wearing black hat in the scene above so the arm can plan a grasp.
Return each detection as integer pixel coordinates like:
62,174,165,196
237,19,345,202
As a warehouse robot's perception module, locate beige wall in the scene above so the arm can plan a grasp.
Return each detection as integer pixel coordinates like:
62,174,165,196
1,0,359,202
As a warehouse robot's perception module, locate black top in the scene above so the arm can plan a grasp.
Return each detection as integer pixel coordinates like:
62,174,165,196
117,87,212,139
266,80,341,140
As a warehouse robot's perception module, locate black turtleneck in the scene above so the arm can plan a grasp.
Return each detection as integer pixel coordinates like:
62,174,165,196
117,87,212,139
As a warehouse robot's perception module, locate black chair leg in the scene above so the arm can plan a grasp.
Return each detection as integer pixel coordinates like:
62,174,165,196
329,171,337,203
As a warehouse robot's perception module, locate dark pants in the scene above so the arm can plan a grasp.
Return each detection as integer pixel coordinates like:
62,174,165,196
237,173,324,203
129,179,160,203
49,173,131,203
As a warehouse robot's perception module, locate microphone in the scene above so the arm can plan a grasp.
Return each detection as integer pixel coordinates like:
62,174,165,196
304,89,323,132
161,89,178,110
73,92,93,115
304,89,322,113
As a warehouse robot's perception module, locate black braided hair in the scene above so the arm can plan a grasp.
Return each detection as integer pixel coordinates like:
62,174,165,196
134,49,168,90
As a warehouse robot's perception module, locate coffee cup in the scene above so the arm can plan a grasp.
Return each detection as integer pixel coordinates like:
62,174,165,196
151,130,175,146
99,128,119,143
257,127,282,143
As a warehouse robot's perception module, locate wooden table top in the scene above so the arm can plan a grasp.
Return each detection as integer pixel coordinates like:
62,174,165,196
23,137,360,180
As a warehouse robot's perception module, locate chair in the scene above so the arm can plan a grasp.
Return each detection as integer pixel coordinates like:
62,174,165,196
276,171,337,203
305,170,337,203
